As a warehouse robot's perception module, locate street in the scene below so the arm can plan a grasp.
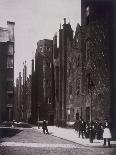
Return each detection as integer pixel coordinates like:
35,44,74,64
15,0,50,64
0,127,116,155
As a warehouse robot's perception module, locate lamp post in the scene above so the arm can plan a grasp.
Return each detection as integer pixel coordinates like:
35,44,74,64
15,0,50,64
88,73,94,143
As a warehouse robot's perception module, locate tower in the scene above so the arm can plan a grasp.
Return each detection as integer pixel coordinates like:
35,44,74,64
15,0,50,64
59,18,73,126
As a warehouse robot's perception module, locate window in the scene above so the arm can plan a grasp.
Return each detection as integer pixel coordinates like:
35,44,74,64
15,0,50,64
43,64,45,73
86,6,90,25
7,81,13,91
86,6,90,16
50,63,52,68
8,45,13,55
7,57,13,68
40,46,43,53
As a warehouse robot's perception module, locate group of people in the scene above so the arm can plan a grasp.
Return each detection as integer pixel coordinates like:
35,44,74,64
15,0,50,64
41,118,112,147
74,117,112,147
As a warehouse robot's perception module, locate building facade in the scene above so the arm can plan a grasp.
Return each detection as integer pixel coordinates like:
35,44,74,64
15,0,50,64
14,72,23,121
34,39,54,124
0,21,15,122
53,19,73,126
66,23,83,125
53,0,115,135
81,0,116,137
14,71,32,123
81,0,113,121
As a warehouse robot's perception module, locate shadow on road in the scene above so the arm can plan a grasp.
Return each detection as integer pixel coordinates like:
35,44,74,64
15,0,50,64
0,127,22,138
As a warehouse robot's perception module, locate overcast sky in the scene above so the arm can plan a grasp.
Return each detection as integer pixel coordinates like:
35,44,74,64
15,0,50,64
0,0,81,81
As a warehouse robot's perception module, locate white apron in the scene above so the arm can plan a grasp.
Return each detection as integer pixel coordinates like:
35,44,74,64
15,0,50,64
103,128,112,139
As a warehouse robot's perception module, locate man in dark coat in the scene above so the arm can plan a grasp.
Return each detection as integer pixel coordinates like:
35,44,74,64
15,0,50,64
42,120,49,134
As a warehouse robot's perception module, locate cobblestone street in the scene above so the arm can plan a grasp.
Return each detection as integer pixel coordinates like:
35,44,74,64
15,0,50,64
0,127,116,155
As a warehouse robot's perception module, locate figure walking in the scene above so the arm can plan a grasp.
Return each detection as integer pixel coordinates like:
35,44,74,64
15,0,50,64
42,120,49,134
103,119,112,147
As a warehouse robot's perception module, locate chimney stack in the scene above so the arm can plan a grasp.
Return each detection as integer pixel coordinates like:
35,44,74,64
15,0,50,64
64,18,66,24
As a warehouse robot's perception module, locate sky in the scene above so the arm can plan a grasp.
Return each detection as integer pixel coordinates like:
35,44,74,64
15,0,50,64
0,0,81,81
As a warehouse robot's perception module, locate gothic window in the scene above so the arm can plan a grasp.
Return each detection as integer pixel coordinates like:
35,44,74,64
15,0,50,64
86,6,90,25
49,63,52,68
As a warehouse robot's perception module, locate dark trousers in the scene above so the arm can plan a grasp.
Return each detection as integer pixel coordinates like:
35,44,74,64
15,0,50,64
104,138,111,146
79,130,84,138
43,128,48,134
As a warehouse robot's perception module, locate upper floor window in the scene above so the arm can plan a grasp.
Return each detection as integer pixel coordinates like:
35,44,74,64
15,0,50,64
86,6,90,25
86,6,90,16
7,81,13,91
7,57,13,68
8,45,13,55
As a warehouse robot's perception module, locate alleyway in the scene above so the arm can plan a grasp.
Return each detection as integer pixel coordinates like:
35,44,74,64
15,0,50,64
0,127,116,155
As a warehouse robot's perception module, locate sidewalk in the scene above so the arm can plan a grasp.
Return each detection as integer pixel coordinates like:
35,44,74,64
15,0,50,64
33,126,116,147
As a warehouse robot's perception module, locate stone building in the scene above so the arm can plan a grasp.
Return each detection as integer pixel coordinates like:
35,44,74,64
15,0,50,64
30,59,37,124
0,21,15,122
53,19,73,126
52,33,59,125
81,0,114,123
66,23,83,125
14,72,23,121
26,75,32,122
80,0,116,139
14,71,32,123
34,39,54,124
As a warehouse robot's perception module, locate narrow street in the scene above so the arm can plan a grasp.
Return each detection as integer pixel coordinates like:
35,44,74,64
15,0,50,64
0,127,116,155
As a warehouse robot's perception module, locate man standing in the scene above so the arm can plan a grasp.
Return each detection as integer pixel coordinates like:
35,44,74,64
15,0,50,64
42,120,49,134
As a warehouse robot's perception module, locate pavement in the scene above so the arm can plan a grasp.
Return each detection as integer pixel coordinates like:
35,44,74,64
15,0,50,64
33,126,116,147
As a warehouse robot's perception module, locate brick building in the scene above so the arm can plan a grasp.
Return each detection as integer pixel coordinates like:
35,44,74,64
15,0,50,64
0,21,15,122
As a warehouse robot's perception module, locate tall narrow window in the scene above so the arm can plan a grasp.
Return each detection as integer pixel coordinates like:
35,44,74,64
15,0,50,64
8,45,13,55
86,6,90,25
